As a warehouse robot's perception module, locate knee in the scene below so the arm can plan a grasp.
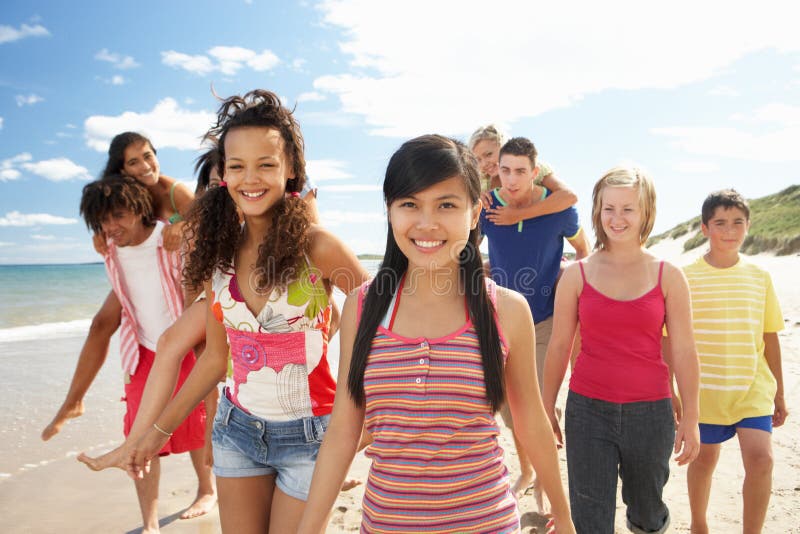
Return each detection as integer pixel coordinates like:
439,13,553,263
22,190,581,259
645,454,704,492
743,449,773,477
155,326,181,359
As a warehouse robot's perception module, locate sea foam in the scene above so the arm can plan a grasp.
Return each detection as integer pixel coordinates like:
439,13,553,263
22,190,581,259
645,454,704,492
0,318,91,343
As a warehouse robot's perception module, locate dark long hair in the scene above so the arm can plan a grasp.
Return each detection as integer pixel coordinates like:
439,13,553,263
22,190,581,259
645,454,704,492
102,132,155,177
183,90,311,291
347,134,505,412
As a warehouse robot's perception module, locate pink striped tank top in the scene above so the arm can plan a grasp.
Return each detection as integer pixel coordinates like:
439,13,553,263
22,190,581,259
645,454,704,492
358,277,519,533
569,260,671,403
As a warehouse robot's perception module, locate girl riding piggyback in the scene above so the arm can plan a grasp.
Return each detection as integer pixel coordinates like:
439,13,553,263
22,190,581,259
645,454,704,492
129,89,367,532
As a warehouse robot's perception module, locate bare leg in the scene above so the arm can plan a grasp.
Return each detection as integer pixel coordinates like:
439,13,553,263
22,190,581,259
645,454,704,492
43,291,121,441
78,301,206,470
180,448,217,519
269,486,308,532
134,455,161,533
739,428,773,534
688,443,720,534
218,475,275,533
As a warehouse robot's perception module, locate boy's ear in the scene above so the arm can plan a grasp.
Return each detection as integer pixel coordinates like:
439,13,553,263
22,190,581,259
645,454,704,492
701,223,709,237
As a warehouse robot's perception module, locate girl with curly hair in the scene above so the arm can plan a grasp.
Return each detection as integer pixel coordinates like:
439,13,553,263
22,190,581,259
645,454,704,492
126,89,368,532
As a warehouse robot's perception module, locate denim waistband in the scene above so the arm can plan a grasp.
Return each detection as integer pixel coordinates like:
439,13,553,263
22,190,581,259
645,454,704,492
217,390,328,442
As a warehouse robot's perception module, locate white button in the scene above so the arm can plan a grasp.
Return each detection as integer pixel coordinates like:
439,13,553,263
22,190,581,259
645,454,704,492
419,358,425,364
415,378,421,384
420,342,426,348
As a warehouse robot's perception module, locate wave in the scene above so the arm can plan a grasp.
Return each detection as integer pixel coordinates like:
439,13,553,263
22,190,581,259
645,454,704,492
0,318,91,343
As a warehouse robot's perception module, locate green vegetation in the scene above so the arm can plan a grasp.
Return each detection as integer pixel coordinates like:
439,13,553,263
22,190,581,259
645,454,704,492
648,185,800,255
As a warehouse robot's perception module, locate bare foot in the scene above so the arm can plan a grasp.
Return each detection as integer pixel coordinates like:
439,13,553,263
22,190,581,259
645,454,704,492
511,471,535,501
41,400,85,441
180,491,217,520
77,445,130,471
340,478,362,491
533,479,551,517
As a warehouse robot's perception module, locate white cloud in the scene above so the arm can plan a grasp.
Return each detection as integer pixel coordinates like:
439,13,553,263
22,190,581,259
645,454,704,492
306,159,352,180
319,210,384,227
314,0,800,137
0,117,3,130
31,234,56,240
752,103,800,126
21,157,92,181
0,242,13,247
673,161,720,174
297,91,326,103
0,153,32,181
94,48,139,69
16,93,44,107
321,184,381,192
65,123,77,129
0,23,50,44
84,98,216,151
0,211,78,227
291,58,307,71
109,75,126,85
708,85,740,97
162,46,279,76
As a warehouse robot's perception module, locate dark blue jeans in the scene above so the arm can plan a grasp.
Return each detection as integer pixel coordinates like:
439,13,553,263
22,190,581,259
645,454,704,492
565,391,674,534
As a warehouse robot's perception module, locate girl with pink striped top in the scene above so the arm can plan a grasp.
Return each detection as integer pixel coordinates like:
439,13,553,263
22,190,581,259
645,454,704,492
542,166,701,534
299,135,574,533
124,89,368,532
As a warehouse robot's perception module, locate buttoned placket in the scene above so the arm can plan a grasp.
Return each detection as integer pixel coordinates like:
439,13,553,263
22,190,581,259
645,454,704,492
415,340,430,387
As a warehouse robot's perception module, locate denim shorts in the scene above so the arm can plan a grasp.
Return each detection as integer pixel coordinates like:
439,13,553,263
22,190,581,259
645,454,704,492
565,390,674,534
211,392,330,501
700,415,773,444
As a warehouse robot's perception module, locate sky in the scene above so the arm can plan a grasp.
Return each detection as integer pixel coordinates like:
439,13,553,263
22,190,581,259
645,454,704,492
1,0,798,264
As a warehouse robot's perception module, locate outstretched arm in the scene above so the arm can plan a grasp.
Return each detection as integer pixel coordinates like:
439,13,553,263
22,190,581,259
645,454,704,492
662,262,700,466
42,290,121,441
499,287,575,533
298,292,366,534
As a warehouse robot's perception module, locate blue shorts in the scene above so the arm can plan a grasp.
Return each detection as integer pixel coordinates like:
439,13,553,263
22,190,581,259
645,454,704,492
211,392,330,501
699,415,772,444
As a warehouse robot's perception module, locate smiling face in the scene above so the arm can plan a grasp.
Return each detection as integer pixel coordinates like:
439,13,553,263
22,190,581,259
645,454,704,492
388,175,480,272
122,141,160,187
222,126,293,220
599,185,643,246
498,153,538,204
471,139,501,179
702,206,749,255
100,207,149,247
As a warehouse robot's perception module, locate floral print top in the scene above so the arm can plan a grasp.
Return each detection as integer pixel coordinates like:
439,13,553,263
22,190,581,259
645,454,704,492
211,259,336,421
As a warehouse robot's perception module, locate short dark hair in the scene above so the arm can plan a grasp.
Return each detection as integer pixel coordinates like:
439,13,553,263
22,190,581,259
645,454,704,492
80,174,155,233
499,137,537,168
701,189,750,225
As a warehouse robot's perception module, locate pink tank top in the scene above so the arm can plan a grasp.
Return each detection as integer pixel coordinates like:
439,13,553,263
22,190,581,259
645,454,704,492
569,261,671,403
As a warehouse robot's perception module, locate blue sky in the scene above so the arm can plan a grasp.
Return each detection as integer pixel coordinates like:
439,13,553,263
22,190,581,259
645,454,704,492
1,0,798,264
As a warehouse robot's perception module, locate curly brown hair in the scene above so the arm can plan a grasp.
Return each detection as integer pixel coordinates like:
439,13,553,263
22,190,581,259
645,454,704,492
182,89,312,292
80,174,156,233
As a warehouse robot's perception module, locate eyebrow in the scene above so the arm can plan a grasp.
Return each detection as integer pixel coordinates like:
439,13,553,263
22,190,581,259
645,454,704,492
226,155,279,161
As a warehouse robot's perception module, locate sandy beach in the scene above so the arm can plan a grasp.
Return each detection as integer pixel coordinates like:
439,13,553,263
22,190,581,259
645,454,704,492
1,238,798,533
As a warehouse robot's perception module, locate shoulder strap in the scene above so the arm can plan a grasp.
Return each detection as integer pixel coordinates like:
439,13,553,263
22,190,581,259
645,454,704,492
578,261,587,282
169,181,179,213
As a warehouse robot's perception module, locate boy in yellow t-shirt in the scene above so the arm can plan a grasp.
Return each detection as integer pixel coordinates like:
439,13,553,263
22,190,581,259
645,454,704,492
682,189,787,534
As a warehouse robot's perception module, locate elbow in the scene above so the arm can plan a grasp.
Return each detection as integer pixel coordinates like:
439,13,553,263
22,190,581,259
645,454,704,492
89,309,120,335
563,189,578,207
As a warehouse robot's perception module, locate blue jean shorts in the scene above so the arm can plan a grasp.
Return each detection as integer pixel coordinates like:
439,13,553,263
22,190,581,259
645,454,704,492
699,415,773,444
211,392,330,501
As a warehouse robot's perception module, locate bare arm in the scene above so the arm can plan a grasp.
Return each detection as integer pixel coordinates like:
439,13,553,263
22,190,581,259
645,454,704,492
309,225,370,293
662,262,700,465
298,292,366,534
566,228,591,261
42,290,121,440
764,332,788,427
484,172,578,226
541,264,581,445
498,287,574,533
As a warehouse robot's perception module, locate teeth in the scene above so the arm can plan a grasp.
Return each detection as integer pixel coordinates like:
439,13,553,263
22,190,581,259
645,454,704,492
414,240,443,248
241,190,265,198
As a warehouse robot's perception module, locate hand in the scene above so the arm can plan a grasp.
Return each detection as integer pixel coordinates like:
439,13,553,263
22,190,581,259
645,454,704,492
92,232,108,256
673,418,700,466
485,206,523,226
125,427,169,480
161,221,185,251
546,515,576,534
773,395,788,427
546,408,564,449
480,190,493,210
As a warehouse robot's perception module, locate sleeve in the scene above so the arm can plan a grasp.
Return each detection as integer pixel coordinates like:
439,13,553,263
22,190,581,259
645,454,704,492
534,160,553,185
763,272,784,333
302,176,318,198
562,206,580,239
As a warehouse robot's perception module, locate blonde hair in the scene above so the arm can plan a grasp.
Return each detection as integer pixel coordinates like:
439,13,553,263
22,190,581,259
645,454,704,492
468,124,505,150
591,165,657,250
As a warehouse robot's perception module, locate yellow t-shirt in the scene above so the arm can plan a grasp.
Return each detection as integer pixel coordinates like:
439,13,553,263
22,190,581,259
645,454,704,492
683,257,784,425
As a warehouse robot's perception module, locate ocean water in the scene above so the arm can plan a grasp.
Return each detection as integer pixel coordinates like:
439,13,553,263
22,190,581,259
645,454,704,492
0,260,383,342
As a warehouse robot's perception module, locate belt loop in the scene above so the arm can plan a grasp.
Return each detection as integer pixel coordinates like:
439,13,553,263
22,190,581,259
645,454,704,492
221,388,235,426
